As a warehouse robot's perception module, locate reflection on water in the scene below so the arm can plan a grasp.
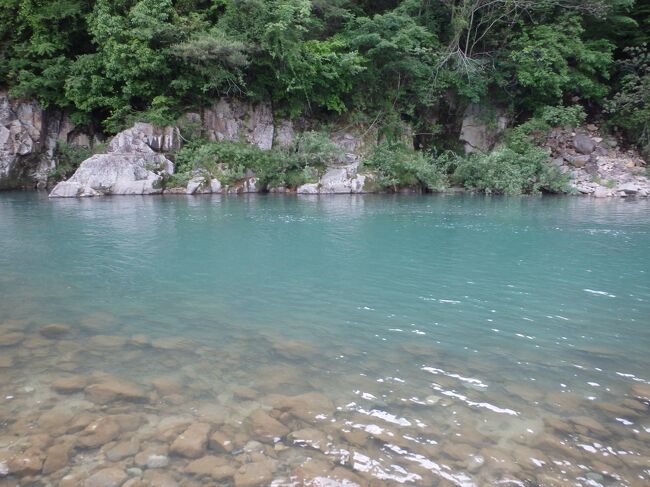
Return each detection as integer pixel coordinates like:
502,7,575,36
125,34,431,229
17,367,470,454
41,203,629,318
0,192,649,486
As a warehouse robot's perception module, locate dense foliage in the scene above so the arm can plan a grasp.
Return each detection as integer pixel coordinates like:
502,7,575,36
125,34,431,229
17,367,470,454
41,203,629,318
1,0,648,189
170,131,342,189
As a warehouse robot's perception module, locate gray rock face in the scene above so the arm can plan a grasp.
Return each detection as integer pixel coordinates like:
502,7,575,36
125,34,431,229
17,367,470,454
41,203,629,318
203,99,274,150
49,123,176,197
274,119,295,147
0,91,83,189
460,103,509,154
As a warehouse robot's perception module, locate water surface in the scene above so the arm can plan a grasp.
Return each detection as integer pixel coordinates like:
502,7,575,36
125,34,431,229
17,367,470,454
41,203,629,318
0,192,649,486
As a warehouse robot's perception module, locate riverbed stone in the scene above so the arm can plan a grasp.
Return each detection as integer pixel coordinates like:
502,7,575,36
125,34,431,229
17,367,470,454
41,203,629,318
7,450,44,476
42,443,72,474
78,417,121,448
0,332,24,346
184,455,227,476
39,323,72,338
85,378,149,404
0,355,13,368
106,439,140,462
84,467,128,487
170,422,211,458
151,336,195,351
571,416,608,435
212,465,237,480
271,392,334,422
234,459,277,487
622,398,647,412
53,375,88,393
233,386,258,400
631,383,650,400
208,431,234,453
134,445,170,468
142,470,179,487
152,377,183,396
443,442,476,461
89,335,129,348
248,409,289,443
287,428,328,451
38,407,75,431
544,416,573,434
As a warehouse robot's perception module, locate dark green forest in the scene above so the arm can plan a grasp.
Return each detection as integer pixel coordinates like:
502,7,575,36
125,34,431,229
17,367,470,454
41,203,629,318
1,0,648,160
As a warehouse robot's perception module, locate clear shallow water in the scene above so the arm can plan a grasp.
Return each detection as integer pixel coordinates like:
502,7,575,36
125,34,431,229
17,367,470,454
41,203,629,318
0,192,649,486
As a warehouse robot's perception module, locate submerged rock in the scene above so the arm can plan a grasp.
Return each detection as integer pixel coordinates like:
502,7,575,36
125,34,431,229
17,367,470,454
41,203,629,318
184,455,227,477
270,392,334,423
234,459,277,487
631,383,650,400
170,422,211,458
42,443,72,474
0,332,25,346
209,431,234,453
85,378,149,404
53,375,88,393
287,428,328,451
78,417,121,448
0,356,13,368
39,323,71,338
247,409,289,443
134,445,170,469
142,470,179,487
106,439,140,462
84,467,128,487
7,451,44,476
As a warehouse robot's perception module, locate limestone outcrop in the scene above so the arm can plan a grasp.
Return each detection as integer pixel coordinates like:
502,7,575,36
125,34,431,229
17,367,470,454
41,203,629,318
460,103,509,154
0,91,77,189
202,99,275,150
49,123,176,197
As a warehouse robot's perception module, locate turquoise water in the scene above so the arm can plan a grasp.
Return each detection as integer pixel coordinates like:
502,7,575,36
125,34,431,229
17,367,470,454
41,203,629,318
0,192,649,486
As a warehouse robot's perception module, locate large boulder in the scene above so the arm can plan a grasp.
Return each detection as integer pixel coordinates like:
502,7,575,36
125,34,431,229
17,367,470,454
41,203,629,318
297,162,368,194
49,123,176,197
573,134,596,155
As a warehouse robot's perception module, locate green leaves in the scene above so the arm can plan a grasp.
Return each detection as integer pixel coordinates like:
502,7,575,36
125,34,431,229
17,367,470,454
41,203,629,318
508,15,614,109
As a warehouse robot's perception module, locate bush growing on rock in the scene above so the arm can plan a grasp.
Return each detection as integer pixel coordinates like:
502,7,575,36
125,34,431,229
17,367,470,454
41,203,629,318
170,131,343,190
451,145,569,195
364,142,448,192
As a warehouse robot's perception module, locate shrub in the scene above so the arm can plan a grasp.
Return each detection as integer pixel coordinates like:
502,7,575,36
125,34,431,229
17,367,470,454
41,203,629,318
170,130,343,190
364,142,447,191
452,145,568,195
288,131,345,167
50,142,92,182
507,105,586,152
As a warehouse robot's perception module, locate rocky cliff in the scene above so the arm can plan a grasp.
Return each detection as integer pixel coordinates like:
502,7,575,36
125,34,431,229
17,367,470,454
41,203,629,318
2,92,648,197
1,92,68,189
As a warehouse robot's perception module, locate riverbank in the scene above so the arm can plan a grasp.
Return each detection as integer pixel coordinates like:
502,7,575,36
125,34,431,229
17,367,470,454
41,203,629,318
2,92,648,198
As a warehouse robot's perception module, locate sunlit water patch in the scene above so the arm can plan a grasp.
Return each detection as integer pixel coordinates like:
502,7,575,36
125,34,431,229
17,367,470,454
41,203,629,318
0,192,649,486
